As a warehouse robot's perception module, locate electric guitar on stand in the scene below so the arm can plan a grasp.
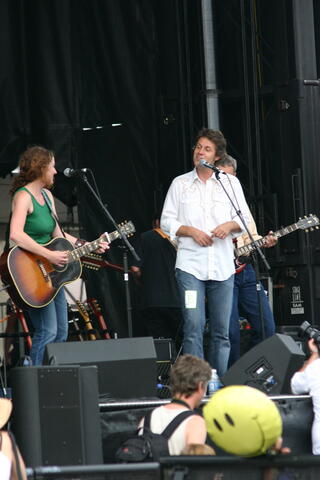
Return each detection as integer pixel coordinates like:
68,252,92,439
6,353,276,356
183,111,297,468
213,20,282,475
87,298,111,339
75,300,98,341
234,214,319,274
0,221,135,309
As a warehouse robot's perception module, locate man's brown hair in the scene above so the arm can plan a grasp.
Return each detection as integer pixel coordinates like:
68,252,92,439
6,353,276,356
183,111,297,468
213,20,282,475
194,128,227,158
170,354,212,398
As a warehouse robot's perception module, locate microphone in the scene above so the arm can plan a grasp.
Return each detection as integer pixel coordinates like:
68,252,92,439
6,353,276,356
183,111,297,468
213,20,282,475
199,158,225,174
63,167,89,178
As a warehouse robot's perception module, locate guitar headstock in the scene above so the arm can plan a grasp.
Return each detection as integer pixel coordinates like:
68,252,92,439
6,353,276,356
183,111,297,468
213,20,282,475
75,300,90,319
88,298,101,313
81,253,103,270
297,214,320,232
118,220,136,237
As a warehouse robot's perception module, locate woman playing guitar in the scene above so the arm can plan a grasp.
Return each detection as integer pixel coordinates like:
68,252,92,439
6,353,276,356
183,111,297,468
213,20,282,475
8,146,109,365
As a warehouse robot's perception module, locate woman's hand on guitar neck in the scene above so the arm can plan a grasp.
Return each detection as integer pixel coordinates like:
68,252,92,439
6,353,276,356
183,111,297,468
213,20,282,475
95,237,109,254
78,235,109,254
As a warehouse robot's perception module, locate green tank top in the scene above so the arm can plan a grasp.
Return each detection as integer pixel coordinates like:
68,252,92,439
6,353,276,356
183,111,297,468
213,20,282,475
16,187,56,244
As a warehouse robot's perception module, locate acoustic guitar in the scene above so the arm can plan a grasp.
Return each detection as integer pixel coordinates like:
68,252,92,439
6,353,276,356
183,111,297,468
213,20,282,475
0,221,135,309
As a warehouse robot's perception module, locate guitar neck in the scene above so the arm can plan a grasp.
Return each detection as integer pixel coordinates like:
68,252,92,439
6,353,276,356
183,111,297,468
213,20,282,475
235,222,299,257
68,230,120,262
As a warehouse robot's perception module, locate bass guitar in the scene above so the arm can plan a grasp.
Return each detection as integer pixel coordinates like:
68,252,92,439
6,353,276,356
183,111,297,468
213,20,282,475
0,221,135,309
234,214,319,274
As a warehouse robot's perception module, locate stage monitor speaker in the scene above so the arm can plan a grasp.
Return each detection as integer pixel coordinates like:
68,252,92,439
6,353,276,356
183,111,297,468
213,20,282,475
222,333,306,394
44,337,157,399
11,365,102,468
153,338,176,399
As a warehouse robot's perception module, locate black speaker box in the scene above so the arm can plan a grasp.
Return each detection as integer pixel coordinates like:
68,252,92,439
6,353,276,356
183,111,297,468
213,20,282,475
222,333,306,394
153,339,176,399
153,338,176,361
44,337,157,399
11,365,102,468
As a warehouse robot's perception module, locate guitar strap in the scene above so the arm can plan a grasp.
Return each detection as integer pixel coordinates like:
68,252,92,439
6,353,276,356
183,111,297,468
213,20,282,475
42,189,66,239
154,227,177,250
3,213,12,253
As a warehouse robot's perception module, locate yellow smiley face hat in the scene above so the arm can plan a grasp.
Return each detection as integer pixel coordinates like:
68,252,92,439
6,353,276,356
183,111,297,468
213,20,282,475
203,385,282,457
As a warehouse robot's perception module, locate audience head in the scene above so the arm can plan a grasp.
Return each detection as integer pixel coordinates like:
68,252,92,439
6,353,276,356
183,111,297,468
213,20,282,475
203,385,282,457
170,354,211,398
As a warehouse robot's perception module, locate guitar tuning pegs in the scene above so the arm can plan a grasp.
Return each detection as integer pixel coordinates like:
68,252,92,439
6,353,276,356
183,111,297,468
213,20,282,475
310,227,314,231
304,215,307,218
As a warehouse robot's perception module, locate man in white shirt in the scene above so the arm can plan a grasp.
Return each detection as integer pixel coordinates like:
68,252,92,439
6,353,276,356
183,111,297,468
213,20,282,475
291,338,320,455
161,129,250,377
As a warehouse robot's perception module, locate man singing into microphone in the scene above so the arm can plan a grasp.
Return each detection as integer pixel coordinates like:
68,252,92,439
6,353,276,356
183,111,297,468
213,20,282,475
161,129,250,377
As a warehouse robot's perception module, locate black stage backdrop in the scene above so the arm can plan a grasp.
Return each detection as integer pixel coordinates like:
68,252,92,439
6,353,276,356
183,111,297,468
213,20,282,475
0,0,204,335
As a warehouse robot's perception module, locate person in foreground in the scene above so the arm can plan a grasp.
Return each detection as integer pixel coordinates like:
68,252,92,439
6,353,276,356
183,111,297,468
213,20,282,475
0,398,27,480
161,129,250,377
140,354,212,455
291,338,320,455
9,145,108,365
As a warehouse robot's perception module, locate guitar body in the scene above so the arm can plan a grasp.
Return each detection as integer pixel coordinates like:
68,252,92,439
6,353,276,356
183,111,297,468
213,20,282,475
0,238,82,309
234,260,247,275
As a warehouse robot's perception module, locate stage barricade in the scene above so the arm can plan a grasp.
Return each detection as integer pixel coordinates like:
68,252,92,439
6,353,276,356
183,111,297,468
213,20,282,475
99,395,313,462
25,456,320,480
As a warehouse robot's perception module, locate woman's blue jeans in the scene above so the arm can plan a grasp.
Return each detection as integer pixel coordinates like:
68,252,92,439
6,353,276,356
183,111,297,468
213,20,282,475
27,288,68,365
175,268,234,377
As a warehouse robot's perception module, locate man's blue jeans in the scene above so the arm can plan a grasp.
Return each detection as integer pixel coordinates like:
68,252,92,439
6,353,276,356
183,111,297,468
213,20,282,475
228,264,275,366
27,288,68,365
175,268,234,377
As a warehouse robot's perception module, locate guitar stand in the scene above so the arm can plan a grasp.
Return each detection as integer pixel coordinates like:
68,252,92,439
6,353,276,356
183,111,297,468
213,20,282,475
0,303,32,369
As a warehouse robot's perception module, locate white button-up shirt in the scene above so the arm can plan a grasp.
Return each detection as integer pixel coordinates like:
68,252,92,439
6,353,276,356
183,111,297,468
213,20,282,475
161,168,251,281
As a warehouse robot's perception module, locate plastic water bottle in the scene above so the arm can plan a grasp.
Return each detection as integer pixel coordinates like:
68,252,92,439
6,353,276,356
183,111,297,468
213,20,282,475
207,369,222,396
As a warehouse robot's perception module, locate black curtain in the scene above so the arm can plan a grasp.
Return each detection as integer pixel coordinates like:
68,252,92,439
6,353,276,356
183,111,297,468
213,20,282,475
0,0,206,335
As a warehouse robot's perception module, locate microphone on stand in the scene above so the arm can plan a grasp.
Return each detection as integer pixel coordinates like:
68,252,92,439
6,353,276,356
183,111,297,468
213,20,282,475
199,158,225,175
63,167,90,178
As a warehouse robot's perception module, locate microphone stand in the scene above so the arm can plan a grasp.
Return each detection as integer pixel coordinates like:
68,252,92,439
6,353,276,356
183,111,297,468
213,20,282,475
211,166,270,342
77,171,140,338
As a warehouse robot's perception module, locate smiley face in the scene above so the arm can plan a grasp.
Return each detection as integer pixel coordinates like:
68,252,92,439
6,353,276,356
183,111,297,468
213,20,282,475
203,385,282,457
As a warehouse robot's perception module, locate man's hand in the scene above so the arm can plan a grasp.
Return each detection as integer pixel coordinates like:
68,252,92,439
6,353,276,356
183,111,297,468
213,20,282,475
211,221,236,240
268,436,291,455
131,266,142,283
190,227,213,246
264,231,277,248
